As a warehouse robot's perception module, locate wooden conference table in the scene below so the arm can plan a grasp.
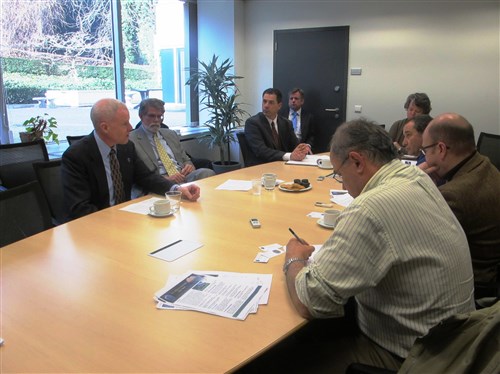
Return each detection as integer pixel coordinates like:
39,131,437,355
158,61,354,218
1,160,344,373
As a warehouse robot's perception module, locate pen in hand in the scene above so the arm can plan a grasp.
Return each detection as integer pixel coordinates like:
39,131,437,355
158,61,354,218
288,227,306,245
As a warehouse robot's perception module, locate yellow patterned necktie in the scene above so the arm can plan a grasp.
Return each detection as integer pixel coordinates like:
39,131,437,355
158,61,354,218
154,133,179,176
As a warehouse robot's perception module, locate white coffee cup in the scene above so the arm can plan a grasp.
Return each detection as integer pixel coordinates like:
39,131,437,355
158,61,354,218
323,209,341,227
150,199,171,215
317,158,333,169
262,173,277,190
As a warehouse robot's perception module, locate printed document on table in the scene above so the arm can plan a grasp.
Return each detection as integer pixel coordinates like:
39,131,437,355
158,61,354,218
154,271,272,320
286,154,328,166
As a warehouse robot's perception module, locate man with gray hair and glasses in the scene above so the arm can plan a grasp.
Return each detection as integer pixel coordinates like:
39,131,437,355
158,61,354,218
258,119,474,373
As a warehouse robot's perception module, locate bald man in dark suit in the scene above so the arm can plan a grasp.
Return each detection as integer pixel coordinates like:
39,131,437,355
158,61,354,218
61,98,200,220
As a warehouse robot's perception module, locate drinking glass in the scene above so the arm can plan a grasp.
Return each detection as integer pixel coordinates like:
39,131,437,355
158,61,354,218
165,191,182,212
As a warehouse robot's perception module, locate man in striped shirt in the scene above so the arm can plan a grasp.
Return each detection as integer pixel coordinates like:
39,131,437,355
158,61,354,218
282,119,475,372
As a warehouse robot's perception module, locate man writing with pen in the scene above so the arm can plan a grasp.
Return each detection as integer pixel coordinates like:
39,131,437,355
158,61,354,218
255,119,475,372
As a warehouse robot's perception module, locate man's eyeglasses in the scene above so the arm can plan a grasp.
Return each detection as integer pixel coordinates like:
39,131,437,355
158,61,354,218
146,113,164,120
332,157,348,183
419,142,449,155
419,142,438,155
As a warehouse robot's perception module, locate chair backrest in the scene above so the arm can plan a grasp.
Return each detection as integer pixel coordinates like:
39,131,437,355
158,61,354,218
33,159,67,225
0,181,53,247
398,301,500,374
236,132,251,167
66,135,85,145
0,139,49,188
477,132,500,170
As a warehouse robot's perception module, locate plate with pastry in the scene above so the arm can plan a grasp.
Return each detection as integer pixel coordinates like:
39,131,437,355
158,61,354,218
279,179,312,192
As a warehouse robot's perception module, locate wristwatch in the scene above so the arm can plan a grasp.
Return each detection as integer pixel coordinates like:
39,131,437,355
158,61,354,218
283,257,307,274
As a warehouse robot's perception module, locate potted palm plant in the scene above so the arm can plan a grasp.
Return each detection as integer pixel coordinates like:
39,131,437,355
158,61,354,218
186,55,247,174
20,113,59,144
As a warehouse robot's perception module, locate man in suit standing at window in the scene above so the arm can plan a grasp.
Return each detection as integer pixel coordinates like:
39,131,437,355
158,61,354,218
244,88,310,166
284,88,315,152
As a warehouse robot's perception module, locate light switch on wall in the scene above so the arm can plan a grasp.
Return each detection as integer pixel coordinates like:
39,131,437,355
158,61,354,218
354,105,362,113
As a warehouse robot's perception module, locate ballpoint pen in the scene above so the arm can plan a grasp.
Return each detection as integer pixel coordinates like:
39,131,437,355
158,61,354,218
288,227,306,244
317,172,335,181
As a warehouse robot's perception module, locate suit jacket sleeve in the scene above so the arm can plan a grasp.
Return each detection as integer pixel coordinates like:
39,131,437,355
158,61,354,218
121,141,175,196
244,113,286,165
61,135,106,220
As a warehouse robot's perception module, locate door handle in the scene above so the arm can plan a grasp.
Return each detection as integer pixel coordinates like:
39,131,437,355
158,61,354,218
325,108,340,112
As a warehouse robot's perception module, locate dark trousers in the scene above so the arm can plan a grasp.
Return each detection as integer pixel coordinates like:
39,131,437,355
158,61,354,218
235,299,404,374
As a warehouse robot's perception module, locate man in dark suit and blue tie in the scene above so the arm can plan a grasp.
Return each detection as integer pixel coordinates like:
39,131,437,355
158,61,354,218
244,88,310,166
285,88,316,152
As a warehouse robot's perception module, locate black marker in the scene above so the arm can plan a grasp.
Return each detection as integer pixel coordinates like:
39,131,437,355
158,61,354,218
150,240,182,255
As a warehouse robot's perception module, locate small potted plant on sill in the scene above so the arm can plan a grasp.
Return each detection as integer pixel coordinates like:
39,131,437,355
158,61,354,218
186,55,247,174
20,113,59,144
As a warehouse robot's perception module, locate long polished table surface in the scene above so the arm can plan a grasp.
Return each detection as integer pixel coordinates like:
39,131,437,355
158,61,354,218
1,160,343,373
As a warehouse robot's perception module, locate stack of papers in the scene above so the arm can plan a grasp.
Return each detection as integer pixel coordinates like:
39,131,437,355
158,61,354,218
154,271,272,320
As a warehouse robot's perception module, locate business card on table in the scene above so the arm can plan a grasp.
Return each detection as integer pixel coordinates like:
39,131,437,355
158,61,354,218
254,253,270,263
254,243,285,263
259,244,285,258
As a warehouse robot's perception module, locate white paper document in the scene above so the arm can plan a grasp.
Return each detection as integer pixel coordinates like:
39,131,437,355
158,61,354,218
330,189,354,207
216,179,252,191
149,240,203,262
154,271,272,320
120,197,163,215
307,211,324,218
286,154,328,166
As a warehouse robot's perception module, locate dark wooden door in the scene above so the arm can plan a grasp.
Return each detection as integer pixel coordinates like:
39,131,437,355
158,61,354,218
274,26,349,152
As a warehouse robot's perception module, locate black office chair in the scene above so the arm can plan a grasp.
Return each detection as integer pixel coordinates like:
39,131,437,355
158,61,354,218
477,132,500,170
236,132,250,167
0,139,49,189
66,135,85,145
474,263,500,309
0,181,53,247
33,159,67,225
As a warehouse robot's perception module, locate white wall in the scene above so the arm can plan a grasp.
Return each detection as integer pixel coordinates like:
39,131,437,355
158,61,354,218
197,0,246,162
233,0,499,137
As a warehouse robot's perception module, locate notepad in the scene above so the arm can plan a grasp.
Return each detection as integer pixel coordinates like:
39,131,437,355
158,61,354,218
149,240,203,262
